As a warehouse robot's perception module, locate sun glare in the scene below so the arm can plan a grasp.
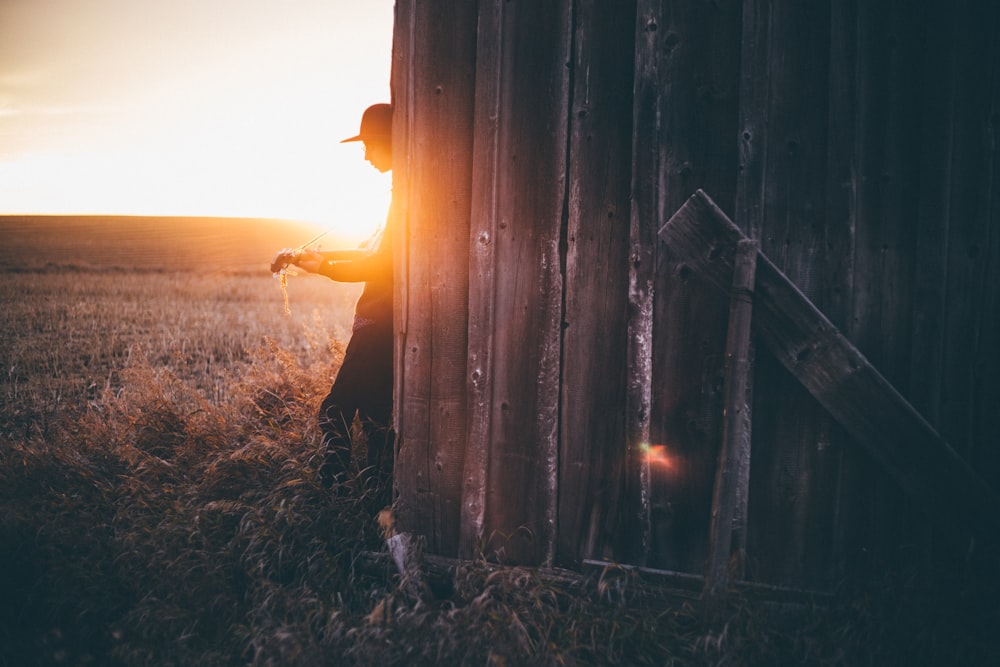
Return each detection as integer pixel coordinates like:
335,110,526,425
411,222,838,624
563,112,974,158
639,443,676,471
0,0,395,245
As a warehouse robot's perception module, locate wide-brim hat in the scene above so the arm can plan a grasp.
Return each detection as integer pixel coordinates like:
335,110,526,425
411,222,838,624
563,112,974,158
340,103,393,143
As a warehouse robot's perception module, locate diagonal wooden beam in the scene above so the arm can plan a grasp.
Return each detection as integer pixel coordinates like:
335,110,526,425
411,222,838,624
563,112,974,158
659,189,1000,537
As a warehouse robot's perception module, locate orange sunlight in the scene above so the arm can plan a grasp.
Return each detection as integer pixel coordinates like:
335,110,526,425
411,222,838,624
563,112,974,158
0,0,394,245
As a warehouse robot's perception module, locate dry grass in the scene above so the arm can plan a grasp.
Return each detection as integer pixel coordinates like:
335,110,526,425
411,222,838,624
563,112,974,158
1,271,355,401
0,215,361,440
1,217,998,665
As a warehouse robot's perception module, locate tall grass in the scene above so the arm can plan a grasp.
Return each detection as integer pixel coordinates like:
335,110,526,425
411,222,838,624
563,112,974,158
1,342,379,666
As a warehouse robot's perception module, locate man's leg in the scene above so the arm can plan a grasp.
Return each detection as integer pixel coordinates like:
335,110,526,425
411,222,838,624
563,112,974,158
356,322,394,497
318,323,392,488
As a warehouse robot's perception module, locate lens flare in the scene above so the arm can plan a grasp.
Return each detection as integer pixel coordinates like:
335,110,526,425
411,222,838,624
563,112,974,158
639,442,675,470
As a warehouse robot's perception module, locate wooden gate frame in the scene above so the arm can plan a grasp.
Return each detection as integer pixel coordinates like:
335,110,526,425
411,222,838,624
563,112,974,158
660,190,1000,596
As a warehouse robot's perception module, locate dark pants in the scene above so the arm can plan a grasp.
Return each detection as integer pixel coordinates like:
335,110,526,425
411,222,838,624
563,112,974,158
318,322,394,489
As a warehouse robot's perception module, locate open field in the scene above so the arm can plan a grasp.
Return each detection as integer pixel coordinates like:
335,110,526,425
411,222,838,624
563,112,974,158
1,216,361,437
1,217,996,665
0,215,331,273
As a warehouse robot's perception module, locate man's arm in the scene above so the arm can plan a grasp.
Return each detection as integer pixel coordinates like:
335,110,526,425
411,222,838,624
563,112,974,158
292,248,388,283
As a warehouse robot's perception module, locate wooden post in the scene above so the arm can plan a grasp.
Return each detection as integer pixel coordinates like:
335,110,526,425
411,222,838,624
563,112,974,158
704,238,757,600
660,190,1000,539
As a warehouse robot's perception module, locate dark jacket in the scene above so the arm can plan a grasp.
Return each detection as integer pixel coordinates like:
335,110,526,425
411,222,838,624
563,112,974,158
317,210,393,332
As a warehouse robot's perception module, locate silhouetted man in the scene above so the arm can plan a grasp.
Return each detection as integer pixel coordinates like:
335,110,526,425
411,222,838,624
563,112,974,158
271,103,394,496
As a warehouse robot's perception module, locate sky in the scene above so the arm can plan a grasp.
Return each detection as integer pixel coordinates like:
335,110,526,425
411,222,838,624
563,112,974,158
0,0,395,242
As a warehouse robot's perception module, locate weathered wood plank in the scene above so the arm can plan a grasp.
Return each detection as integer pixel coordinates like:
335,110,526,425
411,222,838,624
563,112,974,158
705,238,757,599
822,0,858,335
941,0,1000,477
392,0,431,547
467,0,572,566
459,0,504,562
623,0,662,567
735,0,771,242
393,0,477,556
732,0,770,577
847,1,944,576
907,0,952,430
822,0,863,583
975,1,1000,491
556,0,636,568
660,190,1000,538
644,0,742,574
739,0,838,589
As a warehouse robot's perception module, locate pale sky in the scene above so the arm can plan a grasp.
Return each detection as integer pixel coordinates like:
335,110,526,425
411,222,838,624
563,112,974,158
0,0,394,242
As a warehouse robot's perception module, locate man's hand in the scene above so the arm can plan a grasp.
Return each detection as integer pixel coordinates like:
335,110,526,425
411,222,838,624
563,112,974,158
270,248,325,275
291,249,325,274
270,248,300,275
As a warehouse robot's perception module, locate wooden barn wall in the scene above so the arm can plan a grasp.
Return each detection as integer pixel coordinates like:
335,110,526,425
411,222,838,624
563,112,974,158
734,0,1000,588
392,0,1000,586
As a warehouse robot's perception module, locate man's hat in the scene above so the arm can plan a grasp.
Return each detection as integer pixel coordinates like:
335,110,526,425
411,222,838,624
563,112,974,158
340,103,393,143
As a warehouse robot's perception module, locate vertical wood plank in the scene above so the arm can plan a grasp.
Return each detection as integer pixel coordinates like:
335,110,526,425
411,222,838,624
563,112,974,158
843,0,932,578
460,0,504,561
900,0,955,575
392,0,477,556
705,238,757,599
467,0,572,566
906,1,951,428
941,0,999,476
557,0,637,567
739,0,841,589
823,0,862,584
624,0,662,566
644,0,742,574
392,0,426,538
734,0,770,242
973,3,1000,493
731,0,772,578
